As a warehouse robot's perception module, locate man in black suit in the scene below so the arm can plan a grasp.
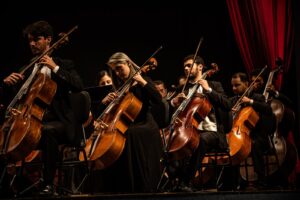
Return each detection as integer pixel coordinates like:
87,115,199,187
167,55,232,192
1,20,83,195
211,72,275,189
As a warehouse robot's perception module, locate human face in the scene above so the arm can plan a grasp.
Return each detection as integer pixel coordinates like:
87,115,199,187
155,83,167,98
27,34,51,55
109,62,131,81
183,59,201,79
251,76,264,92
99,75,113,87
231,77,248,95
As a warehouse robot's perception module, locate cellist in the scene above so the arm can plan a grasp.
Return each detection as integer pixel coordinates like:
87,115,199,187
222,72,275,189
167,54,232,192
1,20,83,195
94,52,163,193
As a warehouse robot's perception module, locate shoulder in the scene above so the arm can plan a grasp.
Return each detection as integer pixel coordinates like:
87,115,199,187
53,57,75,69
208,80,223,91
252,93,265,102
208,80,221,87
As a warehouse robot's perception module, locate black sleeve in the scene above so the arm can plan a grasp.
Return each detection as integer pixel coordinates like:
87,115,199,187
142,76,162,105
251,93,273,116
52,58,84,92
207,81,233,110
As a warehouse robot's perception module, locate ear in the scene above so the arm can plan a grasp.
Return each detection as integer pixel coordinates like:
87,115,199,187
198,63,204,71
46,36,52,45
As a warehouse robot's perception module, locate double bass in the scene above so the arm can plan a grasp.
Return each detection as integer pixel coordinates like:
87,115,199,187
80,55,159,170
0,26,78,163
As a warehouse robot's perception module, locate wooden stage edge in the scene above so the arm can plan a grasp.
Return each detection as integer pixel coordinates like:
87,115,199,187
1,189,300,200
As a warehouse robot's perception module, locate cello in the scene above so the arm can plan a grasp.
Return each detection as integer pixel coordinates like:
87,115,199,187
227,66,267,166
163,63,218,161
0,26,78,163
80,52,160,170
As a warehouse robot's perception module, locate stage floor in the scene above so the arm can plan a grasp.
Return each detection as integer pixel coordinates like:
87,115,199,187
1,188,299,200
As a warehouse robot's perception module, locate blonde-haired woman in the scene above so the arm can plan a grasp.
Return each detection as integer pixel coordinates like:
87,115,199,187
99,52,163,193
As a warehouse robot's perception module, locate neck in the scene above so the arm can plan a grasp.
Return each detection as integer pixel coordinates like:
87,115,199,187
194,71,203,82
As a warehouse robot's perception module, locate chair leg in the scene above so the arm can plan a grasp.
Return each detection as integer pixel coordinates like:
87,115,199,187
56,147,90,195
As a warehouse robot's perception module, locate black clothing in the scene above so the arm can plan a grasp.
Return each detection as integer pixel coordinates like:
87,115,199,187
1,57,84,186
167,81,232,188
97,76,163,193
212,91,275,182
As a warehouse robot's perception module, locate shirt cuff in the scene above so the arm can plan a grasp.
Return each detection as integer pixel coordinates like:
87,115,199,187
53,65,60,73
206,87,212,93
249,99,254,105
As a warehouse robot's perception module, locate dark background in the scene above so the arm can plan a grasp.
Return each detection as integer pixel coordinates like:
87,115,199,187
0,1,298,112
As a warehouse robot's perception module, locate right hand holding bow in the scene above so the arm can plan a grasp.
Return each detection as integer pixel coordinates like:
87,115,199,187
3,72,24,86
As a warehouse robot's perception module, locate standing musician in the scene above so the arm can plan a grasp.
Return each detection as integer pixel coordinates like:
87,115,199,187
250,68,297,187
95,52,163,193
167,55,232,192
1,20,83,195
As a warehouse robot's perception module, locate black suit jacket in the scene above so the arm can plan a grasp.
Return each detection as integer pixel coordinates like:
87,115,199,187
209,89,275,143
168,81,232,150
47,57,84,145
1,57,84,145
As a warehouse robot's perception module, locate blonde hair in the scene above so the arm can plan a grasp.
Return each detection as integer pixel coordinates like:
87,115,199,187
107,52,140,70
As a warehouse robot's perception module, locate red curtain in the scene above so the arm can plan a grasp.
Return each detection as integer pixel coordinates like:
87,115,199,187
226,0,294,89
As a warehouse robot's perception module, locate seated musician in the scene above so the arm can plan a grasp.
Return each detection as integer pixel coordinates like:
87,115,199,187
1,20,83,196
214,72,275,189
167,54,232,192
152,80,171,129
94,52,163,193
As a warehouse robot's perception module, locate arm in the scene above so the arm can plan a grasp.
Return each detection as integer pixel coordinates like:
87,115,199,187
200,80,233,110
51,58,84,92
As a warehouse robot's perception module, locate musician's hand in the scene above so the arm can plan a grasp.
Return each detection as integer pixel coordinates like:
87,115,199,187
171,92,186,107
266,84,277,95
3,72,24,86
198,79,210,91
241,96,253,105
39,55,57,70
102,92,117,105
93,120,108,131
133,72,147,86
231,107,238,113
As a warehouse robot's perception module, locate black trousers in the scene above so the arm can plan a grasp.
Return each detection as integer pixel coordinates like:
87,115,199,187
181,131,219,184
39,121,66,185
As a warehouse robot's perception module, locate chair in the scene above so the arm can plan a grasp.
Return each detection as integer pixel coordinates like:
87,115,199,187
194,147,234,190
56,90,92,195
239,134,281,186
5,91,92,197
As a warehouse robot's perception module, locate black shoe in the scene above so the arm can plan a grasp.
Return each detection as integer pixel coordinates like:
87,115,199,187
39,185,57,196
176,182,195,192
